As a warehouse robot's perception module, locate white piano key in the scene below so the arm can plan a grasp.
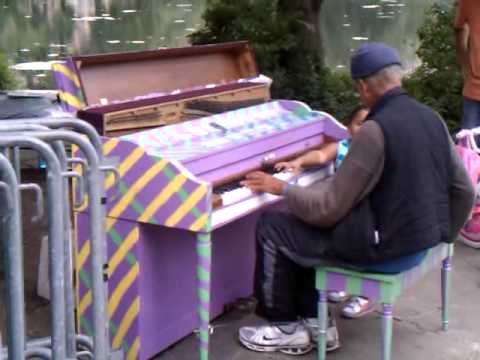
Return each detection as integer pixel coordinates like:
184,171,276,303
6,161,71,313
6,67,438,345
273,171,295,182
212,167,332,228
221,186,252,206
220,171,295,206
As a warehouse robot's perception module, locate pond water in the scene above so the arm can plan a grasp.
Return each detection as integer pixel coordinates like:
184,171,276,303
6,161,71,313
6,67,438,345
321,0,451,71
0,0,452,89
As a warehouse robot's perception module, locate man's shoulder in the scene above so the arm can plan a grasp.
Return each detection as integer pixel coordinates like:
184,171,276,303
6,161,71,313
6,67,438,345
406,95,439,116
394,93,441,119
373,92,432,117
370,94,445,134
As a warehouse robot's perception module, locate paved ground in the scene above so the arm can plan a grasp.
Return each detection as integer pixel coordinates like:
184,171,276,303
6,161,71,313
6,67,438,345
2,169,480,359
156,243,480,360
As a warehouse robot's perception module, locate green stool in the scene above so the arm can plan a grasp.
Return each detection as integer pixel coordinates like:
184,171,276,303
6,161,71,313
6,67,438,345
315,243,454,360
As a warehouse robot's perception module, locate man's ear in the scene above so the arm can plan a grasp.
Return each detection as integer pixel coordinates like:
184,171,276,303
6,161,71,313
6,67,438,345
357,79,368,93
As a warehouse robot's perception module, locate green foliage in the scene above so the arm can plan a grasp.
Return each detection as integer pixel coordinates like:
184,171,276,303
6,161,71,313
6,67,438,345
189,0,359,122
321,70,359,122
403,3,462,132
191,0,464,127
0,52,17,90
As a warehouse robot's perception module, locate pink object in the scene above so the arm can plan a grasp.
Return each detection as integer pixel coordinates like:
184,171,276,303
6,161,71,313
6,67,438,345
459,207,480,248
455,144,480,186
456,135,480,248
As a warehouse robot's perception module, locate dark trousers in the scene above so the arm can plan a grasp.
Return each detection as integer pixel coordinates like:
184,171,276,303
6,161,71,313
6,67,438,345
461,97,480,130
254,210,334,322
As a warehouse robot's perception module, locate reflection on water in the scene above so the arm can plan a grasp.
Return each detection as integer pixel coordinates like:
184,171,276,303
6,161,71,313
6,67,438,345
0,0,451,89
321,0,452,72
0,0,206,88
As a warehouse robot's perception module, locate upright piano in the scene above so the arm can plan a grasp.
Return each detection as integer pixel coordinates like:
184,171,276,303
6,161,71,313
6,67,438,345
73,100,348,359
53,42,271,136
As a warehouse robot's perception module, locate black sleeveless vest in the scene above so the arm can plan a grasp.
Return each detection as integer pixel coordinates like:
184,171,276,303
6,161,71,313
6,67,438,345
331,88,452,263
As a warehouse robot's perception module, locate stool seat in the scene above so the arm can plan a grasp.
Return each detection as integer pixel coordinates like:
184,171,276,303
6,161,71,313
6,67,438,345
315,242,454,360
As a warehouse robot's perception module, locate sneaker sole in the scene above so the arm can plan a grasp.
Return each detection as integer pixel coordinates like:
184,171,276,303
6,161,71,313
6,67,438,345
458,233,480,249
311,340,342,353
279,346,314,355
239,336,313,355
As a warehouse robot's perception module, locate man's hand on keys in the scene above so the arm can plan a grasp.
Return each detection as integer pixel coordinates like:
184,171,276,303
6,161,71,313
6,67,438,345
241,171,287,195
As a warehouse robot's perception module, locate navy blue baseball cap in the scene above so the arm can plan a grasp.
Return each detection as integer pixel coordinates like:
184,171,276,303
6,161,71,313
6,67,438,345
350,42,402,80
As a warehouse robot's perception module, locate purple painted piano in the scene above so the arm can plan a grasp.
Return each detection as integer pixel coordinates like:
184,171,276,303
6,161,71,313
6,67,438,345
73,100,349,359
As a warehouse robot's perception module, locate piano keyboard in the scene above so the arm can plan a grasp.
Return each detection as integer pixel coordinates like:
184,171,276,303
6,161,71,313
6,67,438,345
213,171,294,208
211,166,333,228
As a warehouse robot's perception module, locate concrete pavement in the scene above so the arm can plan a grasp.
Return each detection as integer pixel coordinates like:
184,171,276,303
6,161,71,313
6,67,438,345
156,243,480,360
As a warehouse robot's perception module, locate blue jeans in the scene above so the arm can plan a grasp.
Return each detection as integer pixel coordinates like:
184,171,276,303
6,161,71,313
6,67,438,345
461,97,480,130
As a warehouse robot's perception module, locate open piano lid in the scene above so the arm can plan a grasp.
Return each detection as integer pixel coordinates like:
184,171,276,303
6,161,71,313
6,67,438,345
120,100,349,184
70,41,265,108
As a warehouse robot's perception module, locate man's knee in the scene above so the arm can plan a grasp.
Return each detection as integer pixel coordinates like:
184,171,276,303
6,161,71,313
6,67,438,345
257,210,291,239
258,210,290,228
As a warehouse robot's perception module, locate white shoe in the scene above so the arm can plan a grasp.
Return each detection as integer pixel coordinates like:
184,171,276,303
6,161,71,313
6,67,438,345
341,296,374,318
238,323,313,355
303,317,341,352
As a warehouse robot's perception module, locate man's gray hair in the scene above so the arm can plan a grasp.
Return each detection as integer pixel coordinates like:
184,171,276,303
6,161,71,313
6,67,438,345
364,64,404,89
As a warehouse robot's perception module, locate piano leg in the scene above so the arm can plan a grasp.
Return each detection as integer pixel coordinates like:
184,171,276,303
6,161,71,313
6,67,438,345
196,231,212,360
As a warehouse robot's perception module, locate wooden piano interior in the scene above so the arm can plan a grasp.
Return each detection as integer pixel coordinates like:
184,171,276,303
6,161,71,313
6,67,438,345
73,42,271,136
99,84,269,137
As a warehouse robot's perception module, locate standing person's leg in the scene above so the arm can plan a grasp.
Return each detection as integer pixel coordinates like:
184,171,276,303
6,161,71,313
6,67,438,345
239,210,337,354
461,97,480,130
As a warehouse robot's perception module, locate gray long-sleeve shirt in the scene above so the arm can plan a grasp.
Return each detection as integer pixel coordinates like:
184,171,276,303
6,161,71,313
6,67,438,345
285,119,475,241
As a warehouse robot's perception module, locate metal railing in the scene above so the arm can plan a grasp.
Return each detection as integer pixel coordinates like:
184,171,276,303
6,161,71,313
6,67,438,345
0,118,121,359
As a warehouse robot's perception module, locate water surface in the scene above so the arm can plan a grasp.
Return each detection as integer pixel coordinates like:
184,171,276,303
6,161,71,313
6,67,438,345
0,0,451,89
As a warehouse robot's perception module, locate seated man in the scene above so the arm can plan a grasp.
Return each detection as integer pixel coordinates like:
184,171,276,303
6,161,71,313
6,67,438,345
238,42,475,355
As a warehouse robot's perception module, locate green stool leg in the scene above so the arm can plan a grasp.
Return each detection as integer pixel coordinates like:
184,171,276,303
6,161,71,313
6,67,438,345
317,290,328,360
381,303,393,360
441,257,452,331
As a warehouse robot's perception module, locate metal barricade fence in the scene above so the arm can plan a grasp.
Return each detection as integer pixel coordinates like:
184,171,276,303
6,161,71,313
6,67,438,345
0,119,121,360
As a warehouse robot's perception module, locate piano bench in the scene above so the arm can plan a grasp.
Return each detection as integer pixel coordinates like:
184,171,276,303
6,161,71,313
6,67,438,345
314,243,454,360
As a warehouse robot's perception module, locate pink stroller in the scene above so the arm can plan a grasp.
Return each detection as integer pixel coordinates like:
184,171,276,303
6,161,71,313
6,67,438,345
456,128,480,248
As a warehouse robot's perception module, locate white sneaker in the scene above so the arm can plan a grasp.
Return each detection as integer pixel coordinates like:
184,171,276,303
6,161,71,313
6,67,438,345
303,317,341,352
341,296,374,318
238,323,313,355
